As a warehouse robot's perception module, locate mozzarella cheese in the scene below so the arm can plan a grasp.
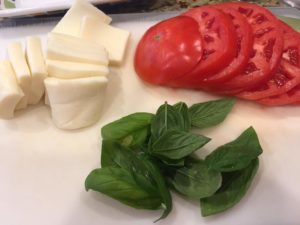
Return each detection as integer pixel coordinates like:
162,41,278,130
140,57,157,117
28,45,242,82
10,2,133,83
44,76,108,130
46,59,109,79
80,16,130,65
26,36,48,105
52,0,111,37
8,42,31,109
0,60,24,119
47,32,109,66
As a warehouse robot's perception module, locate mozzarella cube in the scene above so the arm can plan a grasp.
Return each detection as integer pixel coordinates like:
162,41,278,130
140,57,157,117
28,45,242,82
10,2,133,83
0,60,24,119
80,16,130,65
26,36,48,105
52,0,111,37
8,42,31,109
46,59,109,79
44,76,108,130
47,32,109,66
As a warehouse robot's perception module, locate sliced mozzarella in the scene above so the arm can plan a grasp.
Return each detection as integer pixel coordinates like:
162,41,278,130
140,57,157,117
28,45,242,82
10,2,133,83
44,76,108,130
47,32,109,66
0,60,24,119
26,36,48,105
8,42,31,109
46,59,109,79
52,0,111,37
80,16,130,65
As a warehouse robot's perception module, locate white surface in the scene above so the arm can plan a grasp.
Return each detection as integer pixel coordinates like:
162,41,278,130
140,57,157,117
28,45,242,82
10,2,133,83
1,12,300,225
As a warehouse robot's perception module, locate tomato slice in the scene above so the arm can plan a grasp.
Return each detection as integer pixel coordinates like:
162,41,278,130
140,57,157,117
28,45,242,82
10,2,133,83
169,5,237,88
134,16,203,85
211,2,284,91
200,4,253,85
238,23,300,100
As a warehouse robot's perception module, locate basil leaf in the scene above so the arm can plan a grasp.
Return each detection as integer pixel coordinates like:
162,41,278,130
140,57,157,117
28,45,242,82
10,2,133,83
151,130,211,160
85,167,162,210
200,158,259,216
168,158,221,199
173,102,191,131
278,16,300,32
133,156,172,221
205,127,262,172
151,102,184,141
101,112,153,148
189,98,235,129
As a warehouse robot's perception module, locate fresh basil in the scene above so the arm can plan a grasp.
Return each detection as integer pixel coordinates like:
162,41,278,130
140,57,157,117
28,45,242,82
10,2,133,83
151,130,211,160
85,167,163,210
151,102,184,141
200,159,259,216
189,98,235,129
205,127,262,172
168,158,221,199
101,112,153,148
173,102,191,131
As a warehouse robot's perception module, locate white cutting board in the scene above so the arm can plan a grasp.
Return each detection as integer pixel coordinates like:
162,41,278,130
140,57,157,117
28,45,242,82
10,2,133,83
0,11,300,225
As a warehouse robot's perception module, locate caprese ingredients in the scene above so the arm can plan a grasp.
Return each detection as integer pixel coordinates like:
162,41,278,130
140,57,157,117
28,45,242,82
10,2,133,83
134,2,300,106
85,98,263,220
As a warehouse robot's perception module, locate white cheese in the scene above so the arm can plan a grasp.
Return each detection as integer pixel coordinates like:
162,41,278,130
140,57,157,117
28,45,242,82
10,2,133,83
80,16,130,65
44,76,108,130
26,36,48,105
0,60,24,119
47,32,109,66
8,42,31,109
46,59,109,79
52,0,111,37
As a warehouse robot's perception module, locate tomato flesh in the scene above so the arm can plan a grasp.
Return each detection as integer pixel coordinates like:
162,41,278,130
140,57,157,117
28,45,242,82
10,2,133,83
134,16,203,85
238,23,300,100
212,2,284,91
199,5,253,85
170,6,237,88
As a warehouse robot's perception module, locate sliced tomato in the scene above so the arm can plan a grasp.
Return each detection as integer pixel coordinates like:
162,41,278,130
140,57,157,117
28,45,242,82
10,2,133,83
210,2,284,92
134,16,203,85
169,6,237,88
238,24,300,100
257,85,300,106
200,4,253,85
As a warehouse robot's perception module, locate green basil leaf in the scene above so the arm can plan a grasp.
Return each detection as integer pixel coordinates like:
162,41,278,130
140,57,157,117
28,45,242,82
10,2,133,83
101,112,153,148
189,98,235,129
85,167,162,210
200,158,259,216
151,130,210,160
278,16,300,32
151,102,185,141
133,155,172,221
168,158,221,199
205,127,262,172
173,102,191,131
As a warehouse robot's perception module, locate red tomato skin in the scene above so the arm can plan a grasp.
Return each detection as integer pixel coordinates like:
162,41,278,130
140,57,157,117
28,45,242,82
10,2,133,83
200,4,254,85
209,2,284,91
169,6,237,88
134,16,203,85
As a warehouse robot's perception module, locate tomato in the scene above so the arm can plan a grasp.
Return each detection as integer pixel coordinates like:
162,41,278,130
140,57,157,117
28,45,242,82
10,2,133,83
210,2,284,91
238,23,300,100
199,5,253,85
134,16,203,85
169,5,237,88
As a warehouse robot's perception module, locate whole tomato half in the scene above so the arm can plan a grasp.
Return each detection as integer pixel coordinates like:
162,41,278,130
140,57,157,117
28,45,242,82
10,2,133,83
134,16,203,85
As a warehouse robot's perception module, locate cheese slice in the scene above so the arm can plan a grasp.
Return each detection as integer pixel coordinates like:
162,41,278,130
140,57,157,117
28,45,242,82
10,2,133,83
46,59,109,79
44,76,108,130
26,36,48,105
80,16,130,65
8,42,31,109
52,0,111,37
0,60,24,119
47,32,109,66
